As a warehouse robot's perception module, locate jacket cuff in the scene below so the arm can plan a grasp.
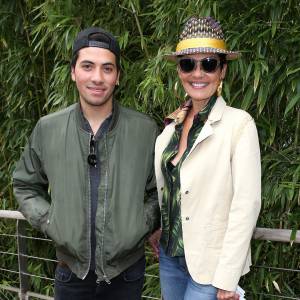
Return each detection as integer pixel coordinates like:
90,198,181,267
212,265,241,291
37,210,50,235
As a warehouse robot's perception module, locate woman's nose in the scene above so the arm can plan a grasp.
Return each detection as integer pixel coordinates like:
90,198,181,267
192,62,205,77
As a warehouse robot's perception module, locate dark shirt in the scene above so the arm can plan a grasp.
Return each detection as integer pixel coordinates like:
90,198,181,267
82,113,112,271
160,95,217,257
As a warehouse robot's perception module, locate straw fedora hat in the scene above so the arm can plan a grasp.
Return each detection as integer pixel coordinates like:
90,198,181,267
166,16,240,61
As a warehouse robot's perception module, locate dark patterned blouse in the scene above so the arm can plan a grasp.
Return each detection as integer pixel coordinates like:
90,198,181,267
160,95,217,257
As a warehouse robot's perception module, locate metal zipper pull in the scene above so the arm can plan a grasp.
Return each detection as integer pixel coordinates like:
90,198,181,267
103,275,111,285
96,276,111,285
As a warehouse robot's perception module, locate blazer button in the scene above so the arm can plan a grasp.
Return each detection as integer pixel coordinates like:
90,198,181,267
160,187,164,191
186,217,189,221
185,190,189,194
46,219,50,224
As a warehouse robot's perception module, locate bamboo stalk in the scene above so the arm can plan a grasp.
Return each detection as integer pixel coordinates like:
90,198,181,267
130,1,150,59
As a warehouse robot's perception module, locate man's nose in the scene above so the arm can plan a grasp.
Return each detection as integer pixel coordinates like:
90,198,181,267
91,68,104,83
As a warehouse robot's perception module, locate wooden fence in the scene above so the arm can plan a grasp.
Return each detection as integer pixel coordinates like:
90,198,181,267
0,210,299,300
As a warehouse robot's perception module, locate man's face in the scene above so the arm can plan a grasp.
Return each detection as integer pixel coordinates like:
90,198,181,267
71,47,119,109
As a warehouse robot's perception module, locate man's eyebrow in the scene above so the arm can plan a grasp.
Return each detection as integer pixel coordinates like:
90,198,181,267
79,60,115,66
79,60,94,65
102,62,115,66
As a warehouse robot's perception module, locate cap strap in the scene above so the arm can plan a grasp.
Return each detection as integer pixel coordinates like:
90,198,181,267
176,38,227,52
88,40,110,49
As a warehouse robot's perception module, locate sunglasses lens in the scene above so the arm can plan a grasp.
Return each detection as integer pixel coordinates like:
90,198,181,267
201,58,219,73
179,58,196,73
179,58,219,73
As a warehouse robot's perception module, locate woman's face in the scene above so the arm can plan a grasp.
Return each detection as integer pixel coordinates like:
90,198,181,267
177,53,227,104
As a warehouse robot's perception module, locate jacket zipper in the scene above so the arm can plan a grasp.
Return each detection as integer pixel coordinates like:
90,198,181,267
96,134,111,285
82,133,93,279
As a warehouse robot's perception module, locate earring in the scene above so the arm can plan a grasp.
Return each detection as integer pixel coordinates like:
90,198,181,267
173,81,180,99
217,80,223,97
174,81,190,101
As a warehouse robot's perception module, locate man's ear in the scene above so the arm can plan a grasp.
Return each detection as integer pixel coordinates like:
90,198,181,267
71,67,76,82
116,71,120,85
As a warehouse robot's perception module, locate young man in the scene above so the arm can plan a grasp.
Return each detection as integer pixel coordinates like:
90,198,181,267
13,27,160,300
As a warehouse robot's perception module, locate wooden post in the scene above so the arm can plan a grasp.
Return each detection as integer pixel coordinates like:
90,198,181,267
17,219,29,300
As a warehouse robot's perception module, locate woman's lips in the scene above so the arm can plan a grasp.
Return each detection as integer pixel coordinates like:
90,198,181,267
190,82,208,89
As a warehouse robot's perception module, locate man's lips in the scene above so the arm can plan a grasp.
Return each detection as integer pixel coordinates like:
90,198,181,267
88,86,106,91
87,86,106,94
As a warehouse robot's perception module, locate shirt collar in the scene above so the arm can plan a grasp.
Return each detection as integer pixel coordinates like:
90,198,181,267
165,95,217,126
76,99,119,133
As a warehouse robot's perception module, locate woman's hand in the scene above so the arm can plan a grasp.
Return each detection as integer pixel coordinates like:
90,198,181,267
148,228,161,258
217,289,239,300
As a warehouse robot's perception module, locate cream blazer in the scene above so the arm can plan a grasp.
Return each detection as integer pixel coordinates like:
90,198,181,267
155,96,261,291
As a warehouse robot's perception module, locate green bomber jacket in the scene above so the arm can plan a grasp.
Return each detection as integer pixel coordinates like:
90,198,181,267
13,101,160,282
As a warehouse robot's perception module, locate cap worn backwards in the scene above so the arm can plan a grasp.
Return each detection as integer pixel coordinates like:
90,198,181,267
72,27,120,62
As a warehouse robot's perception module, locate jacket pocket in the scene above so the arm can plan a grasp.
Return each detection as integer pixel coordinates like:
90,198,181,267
123,256,146,282
39,202,55,235
42,202,55,238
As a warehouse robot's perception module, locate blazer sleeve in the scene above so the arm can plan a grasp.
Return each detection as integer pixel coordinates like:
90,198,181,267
212,118,261,291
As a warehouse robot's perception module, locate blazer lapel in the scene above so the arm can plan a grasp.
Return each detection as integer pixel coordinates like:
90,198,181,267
156,123,175,158
188,121,213,155
158,96,227,160
187,96,227,157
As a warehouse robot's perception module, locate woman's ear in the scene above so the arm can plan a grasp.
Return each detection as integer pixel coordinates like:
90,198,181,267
221,63,227,79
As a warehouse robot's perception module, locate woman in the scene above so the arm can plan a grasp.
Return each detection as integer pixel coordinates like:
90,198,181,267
152,16,261,300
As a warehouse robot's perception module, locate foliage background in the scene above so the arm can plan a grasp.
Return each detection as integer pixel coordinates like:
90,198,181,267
0,0,299,299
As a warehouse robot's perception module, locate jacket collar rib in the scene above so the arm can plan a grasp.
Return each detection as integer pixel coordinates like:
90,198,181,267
75,99,120,133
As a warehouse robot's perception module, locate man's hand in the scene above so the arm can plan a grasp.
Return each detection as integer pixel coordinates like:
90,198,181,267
147,228,161,258
217,289,239,300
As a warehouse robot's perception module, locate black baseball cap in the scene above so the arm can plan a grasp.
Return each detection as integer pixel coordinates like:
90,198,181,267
72,27,120,65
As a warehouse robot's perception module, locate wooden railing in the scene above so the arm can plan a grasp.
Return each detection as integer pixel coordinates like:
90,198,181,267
0,210,161,300
0,210,299,300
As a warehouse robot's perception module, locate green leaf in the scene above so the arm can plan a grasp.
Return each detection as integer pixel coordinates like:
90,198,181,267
241,87,253,110
289,227,298,246
272,280,281,293
271,22,277,38
257,81,270,114
245,62,253,82
284,93,300,116
286,67,300,76
213,1,217,16
253,62,260,93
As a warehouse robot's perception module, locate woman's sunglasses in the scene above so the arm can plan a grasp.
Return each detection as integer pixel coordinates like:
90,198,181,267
178,57,220,73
